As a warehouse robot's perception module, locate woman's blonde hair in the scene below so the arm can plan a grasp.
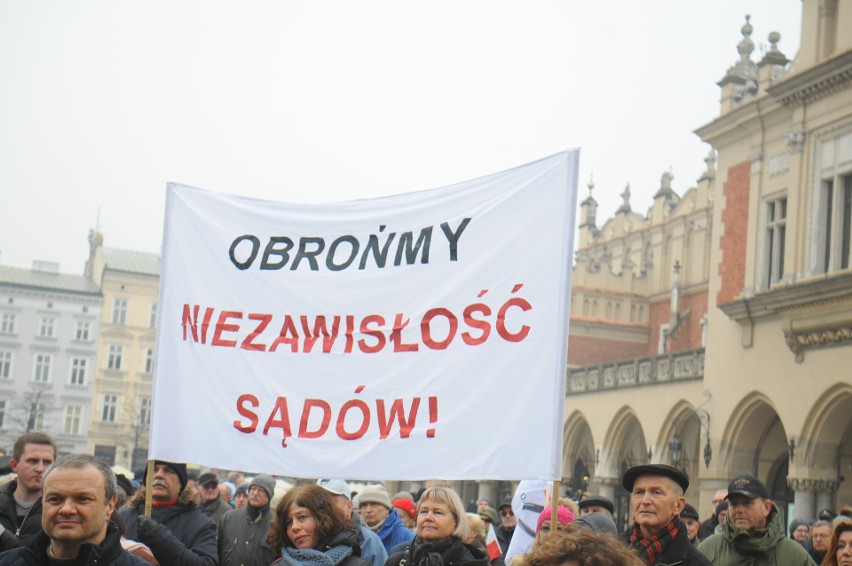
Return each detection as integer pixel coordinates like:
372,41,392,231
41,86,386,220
417,486,469,540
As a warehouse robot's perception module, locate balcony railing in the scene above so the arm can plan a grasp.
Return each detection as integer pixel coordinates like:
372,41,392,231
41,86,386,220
566,348,704,394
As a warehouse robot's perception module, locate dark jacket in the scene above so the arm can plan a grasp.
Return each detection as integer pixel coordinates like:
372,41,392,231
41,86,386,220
201,496,232,524
218,504,275,566
0,481,42,552
624,519,713,566
272,528,370,566
0,521,149,566
120,486,217,566
698,503,816,566
494,525,513,556
386,536,489,566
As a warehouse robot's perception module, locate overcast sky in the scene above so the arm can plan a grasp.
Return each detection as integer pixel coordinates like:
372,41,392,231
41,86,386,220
0,1,802,273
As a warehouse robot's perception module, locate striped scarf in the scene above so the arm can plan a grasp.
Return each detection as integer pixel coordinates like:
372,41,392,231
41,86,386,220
628,515,681,563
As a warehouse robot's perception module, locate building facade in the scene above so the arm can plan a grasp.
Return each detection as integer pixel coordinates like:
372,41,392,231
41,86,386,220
85,231,160,469
562,0,852,532
0,261,102,455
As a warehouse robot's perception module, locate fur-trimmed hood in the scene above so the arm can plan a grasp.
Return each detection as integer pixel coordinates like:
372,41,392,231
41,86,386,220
125,483,202,509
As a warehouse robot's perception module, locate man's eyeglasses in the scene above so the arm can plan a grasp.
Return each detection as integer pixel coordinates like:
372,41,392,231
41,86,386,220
501,509,514,517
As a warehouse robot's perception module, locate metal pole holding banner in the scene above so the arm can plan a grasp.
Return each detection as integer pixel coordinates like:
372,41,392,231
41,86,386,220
144,459,154,517
550,480,559,534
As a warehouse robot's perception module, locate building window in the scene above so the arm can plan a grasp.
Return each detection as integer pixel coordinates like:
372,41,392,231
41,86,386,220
29,403,45,430
70,358,87,385
818,174,852,272
38,317,56,338
763,195,787,287
0,313,16,334
149,302,158,328
139,397,152,426
112,298,128,325
101,394,118,422
65,406,82,435
143,348,154,374
33,354,52,382
0,400,5,428
107,344,123,371
813,130,852,274
93,445,116,466
0,350,11,380
75,321,91,341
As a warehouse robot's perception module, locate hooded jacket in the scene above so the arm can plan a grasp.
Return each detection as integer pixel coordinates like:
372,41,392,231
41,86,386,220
0,480,42,552
0,521,149,566
698,502,816,566
119,485,217,566
218,503,275,566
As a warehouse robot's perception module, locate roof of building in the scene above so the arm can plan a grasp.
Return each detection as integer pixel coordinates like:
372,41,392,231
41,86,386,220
101,247,160,276
0,265,101,295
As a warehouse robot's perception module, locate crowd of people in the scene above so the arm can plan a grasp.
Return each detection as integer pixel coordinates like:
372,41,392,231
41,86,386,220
1,432,852,565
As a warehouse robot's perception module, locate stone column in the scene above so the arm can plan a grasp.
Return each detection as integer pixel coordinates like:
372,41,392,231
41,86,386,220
815,479,840,514
594,476,619,502
477,480,497,507
788,478,816,520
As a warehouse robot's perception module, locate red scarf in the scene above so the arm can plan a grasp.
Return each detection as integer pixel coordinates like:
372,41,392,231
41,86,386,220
628,516,681,563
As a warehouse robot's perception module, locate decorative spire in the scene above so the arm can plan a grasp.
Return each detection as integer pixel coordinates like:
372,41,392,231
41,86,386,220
617,183,632,214
699,149,717,183
759,30,789,70
654,170,677,203
718,15,759,102
580,174,598,229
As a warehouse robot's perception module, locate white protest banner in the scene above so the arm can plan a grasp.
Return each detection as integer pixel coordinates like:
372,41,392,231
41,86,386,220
151,151,578,480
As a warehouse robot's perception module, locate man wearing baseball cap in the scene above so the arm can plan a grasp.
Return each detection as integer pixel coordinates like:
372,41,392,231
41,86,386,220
317,479,388,566
198,472,232,523
698,474,815,565
621,464,711,565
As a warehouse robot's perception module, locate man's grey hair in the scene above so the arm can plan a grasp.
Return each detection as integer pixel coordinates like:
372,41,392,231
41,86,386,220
43,453,117,503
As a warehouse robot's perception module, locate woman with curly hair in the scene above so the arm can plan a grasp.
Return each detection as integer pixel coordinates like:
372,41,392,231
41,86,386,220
822,520,852,566
269,484,371,566
517,528,643,566
386,486,488,566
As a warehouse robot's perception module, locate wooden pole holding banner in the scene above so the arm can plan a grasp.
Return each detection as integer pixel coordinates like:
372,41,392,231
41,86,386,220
144,459,155,517
550,480,559,533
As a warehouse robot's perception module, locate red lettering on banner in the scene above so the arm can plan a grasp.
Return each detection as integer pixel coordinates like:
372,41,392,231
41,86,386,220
390,313,418,352
300,316,340,353
212,310,242,347
233,394,259,433
232,392,441,445
358,315,386,353
377,398,420,439
269,316,299,352
181,285,533,354
299,399,331,438
263,396,292,438
241,313,271,351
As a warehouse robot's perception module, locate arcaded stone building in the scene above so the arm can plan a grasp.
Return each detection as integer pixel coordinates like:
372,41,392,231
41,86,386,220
562,0,852,531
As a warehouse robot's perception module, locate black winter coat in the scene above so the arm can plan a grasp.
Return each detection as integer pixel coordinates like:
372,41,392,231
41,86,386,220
0,481,42,552
0,522,149,566
386,536,489,566
120,487,217,566
218,505,275,566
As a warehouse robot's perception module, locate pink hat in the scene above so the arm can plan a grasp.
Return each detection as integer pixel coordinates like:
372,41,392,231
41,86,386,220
536,506,575,533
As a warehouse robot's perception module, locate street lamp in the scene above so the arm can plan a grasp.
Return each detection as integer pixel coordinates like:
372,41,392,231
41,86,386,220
668,393,712,470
